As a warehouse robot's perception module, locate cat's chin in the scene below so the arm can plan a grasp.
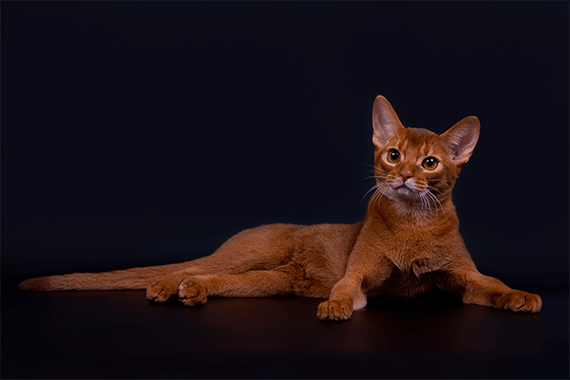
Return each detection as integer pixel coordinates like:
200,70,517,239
393,185,418,199
395,186,413,195
388,186,423,204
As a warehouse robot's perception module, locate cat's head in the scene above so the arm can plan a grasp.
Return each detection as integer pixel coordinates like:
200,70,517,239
370,95,480,214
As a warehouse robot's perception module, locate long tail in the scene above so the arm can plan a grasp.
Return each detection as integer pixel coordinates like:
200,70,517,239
18,261,194,292
18,226,296,292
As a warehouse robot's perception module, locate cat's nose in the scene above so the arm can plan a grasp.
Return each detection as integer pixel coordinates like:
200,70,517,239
400,169,414,182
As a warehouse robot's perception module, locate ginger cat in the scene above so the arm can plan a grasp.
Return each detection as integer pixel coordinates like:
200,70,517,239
19,96,542,320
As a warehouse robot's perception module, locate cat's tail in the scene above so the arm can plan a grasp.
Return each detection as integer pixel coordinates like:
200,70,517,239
18,261,193,292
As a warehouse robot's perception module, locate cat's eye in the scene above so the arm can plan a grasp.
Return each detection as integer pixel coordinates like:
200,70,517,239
387,149,400,163
422,157,438,170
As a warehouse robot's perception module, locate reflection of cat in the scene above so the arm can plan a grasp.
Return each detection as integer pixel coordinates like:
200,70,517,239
19,96,542,321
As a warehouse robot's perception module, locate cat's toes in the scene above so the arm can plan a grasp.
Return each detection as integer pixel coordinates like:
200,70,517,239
146,281,178,303
178,278,208,306
317,299,353,321
497,291,542,313
513,292,542,313
524,293,542,313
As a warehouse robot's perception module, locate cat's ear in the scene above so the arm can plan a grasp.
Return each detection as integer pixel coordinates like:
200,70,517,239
441,116,480,166
372,95,404,148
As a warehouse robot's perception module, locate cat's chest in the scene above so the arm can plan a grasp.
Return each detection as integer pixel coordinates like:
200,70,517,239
382,232,451,277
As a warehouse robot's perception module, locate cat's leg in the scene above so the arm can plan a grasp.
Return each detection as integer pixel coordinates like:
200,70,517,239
146,262,292,303
459,270,542,313
316,246,393,321
147,225,299,302
316,273,368,321
176,264,319,306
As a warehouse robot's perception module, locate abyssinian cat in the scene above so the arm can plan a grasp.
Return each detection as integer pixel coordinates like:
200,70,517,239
19,96,542,321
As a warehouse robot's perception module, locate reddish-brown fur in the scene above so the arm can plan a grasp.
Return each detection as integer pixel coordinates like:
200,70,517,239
19,96,542,321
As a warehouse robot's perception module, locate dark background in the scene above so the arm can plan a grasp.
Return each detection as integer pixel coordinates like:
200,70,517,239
3,1,568,286
2,2,568,379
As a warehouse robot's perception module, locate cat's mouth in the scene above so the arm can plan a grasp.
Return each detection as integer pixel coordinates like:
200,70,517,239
383,180,427,203
393,183,415,193
391,182,420,199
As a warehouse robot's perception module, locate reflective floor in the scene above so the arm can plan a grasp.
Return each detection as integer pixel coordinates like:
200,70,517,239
2,279,568,379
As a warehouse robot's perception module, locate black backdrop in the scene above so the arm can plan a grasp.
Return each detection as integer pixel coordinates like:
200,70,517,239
3,2,568,290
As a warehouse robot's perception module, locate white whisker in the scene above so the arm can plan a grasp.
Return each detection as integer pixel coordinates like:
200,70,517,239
424,189,445,215
363,175,389,181
361,183,381,202
425,184,442,194
370,183,391,208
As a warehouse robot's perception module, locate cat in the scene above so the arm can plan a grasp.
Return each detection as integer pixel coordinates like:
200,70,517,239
19,95,542,321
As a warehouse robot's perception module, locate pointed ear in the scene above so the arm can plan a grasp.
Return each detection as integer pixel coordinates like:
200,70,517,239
372,95,404,148
441,116,480,166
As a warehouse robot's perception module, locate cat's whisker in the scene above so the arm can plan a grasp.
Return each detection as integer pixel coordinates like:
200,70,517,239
424,190,445,215
418,192,428,214
425,185,442,194
370,185,383,203
364,164,389,176
370,183,391,208
363,181,393,205
420,192,430,214
363,175,389,182
365,163,388,171
361,183,381,202
424,192,434,215
420,191,433,214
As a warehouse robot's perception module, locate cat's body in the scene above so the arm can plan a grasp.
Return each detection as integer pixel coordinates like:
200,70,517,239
19,96,542,320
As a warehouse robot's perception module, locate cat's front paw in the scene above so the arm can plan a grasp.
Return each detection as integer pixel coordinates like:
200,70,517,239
317,299,353,321
178,278,208,306
146,279,179,303
493,290,542,313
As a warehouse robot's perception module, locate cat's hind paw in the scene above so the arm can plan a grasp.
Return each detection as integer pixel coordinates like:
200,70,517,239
178,278,208,306
146,280,178,303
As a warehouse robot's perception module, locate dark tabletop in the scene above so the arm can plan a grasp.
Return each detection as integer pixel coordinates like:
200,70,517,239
2,278,567,379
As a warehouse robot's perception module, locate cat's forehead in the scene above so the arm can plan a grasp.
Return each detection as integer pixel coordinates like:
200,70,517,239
396,127,441,147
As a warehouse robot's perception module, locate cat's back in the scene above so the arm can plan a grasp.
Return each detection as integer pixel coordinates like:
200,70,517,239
218,222,362,264
296,222,364,252
227,222,363,249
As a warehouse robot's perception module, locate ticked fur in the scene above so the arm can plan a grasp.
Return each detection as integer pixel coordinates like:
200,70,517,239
19,96,542,321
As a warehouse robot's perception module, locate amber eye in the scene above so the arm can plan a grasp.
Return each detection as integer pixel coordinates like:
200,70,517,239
422,157,438,170
387,149,400,163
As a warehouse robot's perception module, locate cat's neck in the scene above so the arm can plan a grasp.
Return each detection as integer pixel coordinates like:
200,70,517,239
369,195,458,232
